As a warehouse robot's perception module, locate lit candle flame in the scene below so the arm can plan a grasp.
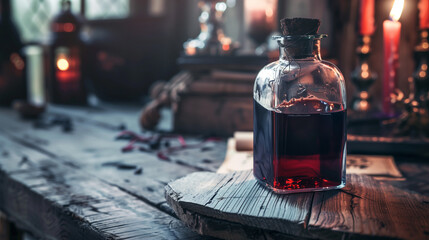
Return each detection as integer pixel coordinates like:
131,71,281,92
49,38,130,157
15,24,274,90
57,58,69,71
389,0,404,22
265,8,273,18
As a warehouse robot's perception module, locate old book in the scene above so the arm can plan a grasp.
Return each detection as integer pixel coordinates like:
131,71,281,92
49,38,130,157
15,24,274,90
174,95,253,136
218,134,403,179
187,81,253,95
210,70,257,83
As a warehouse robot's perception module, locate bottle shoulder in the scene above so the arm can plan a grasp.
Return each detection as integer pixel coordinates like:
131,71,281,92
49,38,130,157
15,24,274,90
254,59,347,110
319,60,345,80
255,59,345,83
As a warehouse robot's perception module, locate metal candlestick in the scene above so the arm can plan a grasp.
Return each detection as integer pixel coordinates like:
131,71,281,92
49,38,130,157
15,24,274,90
413,29,429,105
351,35,377,113
389,29,429,137
183,0,238,56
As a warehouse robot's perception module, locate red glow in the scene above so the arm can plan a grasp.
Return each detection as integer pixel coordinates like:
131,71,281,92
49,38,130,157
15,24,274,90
359,0,375,35
53,23,75,32
63,23,74,32
222,44,230,51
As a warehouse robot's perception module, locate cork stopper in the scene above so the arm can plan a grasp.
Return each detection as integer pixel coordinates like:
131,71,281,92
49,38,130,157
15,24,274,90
280,18,320,36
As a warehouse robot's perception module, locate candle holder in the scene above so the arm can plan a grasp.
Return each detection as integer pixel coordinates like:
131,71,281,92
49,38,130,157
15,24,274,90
183,0,238,56
350,35,377,113
413,29,429,105
244,0,277,55
388,29,429,137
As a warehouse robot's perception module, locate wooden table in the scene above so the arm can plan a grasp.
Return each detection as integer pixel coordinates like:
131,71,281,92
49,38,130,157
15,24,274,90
0,104,225,239
0,104,428,240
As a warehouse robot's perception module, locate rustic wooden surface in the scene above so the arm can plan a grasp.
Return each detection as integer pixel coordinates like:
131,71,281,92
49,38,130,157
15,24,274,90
0,105,225,239
166,170,429,240
1,104,429,240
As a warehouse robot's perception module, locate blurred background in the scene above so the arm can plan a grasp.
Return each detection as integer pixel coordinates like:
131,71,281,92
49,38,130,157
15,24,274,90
1,0,426,139
0,0,421,101
0,0,428,179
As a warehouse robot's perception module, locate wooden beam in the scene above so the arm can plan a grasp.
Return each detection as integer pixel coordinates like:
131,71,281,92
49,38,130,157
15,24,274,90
166,170,429,240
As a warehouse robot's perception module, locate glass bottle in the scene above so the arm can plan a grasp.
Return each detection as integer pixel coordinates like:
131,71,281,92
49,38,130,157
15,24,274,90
253,18,347,193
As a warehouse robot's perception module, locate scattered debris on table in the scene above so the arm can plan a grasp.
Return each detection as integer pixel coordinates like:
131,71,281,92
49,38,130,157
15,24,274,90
115,130,222,162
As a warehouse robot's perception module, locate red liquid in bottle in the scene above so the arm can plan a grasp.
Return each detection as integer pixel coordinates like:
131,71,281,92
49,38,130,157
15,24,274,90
253,99,346,191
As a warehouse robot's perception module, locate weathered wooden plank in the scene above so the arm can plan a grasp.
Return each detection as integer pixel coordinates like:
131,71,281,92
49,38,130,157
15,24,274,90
0,108,218,208
0,133,201,240
0,105,226,239
308,174,429,240
165,171,314,239
0,106,226,172
165,170,429,240
50,104,227,172
393,161,429,196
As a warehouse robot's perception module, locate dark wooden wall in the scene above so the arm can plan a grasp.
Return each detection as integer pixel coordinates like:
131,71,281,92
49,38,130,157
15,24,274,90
83,0,191,101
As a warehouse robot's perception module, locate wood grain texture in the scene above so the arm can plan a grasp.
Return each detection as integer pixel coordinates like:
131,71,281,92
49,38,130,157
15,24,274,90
166,170,429,240
0,107,225,207
0,133,202,240
0,106,226,239
2,104,428,240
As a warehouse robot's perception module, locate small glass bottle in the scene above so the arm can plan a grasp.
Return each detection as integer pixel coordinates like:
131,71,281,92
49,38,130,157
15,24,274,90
253,18,347,193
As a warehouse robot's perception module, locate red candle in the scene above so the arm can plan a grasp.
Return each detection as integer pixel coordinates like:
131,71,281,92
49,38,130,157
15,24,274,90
382,0,404,116
419,0,429,29
359,0,375,35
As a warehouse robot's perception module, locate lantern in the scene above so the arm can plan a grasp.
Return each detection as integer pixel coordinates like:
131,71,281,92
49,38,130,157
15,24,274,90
50,0,86,105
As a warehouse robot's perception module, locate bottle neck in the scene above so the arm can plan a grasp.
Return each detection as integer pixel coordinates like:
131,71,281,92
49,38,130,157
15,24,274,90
62,0,71,12
279,37,322,61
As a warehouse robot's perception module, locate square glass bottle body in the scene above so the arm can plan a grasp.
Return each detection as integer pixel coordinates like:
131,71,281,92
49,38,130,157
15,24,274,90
253,35,347,193
253,99,346,193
